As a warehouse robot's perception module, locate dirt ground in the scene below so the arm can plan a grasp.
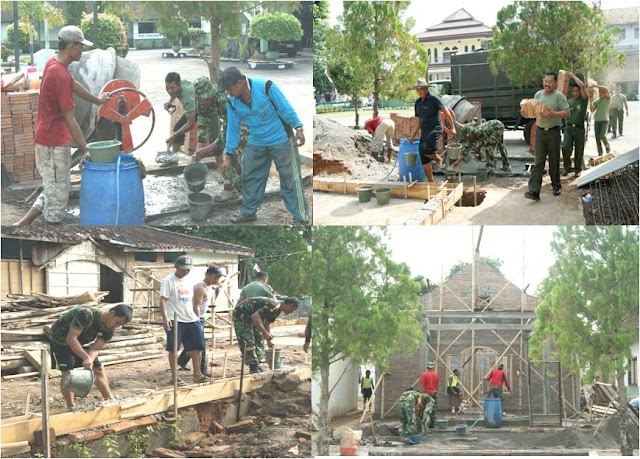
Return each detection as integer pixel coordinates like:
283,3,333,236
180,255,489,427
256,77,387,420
157,373,311,458
0,324,308,419
323,411,638,455
314,105,639,226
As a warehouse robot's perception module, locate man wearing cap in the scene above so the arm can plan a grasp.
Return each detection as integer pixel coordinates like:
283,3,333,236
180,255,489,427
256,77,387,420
160,256,209,384
177,265,225,376
420,362,439,429
217,67,310,225
408,78,455,182
163,72,197,162
524,71,570,201
233,296,300,373
191,76,243,202
14,25,110,226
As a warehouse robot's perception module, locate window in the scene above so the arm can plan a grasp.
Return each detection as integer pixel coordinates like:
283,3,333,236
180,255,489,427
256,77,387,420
635,27,639,39
427,48,432,63
0,238,33,260
443,47,451,64
134,252,157,262
472,44,476,51
138,22,158,34
164,252,185,263
620,28,626,40
465,45,468,52
434,48,438,63
630,357,638,386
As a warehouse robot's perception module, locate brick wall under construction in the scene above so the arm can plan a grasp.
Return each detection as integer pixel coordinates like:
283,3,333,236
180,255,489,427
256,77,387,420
1,90,40,183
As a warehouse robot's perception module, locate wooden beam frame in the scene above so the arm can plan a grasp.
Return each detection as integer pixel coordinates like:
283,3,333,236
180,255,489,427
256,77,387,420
426,311,537,320
428,323,535,331
1,367,310,445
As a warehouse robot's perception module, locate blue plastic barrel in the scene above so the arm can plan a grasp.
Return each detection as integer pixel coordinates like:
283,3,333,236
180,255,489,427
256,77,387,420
398,138,425,182
79,154,145,225
484,397,503,428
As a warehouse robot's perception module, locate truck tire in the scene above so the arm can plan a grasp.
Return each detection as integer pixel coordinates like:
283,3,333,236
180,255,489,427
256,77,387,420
524,120,535,144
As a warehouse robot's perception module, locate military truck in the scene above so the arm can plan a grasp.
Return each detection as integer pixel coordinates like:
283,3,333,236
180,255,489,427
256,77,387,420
430,50,541,143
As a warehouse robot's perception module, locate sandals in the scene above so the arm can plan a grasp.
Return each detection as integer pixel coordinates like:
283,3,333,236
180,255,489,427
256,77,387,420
169,377,187,386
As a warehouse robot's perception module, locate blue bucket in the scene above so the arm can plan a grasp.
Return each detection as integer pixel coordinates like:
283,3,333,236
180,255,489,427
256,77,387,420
398,138,425,183
407,434,423,444
80,154,145,225
484,397,503,428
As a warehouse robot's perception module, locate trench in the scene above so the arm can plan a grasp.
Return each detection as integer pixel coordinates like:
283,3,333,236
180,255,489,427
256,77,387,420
458,190,487,207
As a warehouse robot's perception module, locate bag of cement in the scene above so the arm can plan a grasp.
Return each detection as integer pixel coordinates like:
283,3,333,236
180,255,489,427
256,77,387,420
339,428,362,455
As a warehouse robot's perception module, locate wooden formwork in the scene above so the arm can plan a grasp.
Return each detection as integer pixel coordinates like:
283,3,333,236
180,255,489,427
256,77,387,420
313,177,463,225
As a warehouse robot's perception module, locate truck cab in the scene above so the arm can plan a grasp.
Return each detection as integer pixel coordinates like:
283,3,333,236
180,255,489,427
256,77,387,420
430,50,541,142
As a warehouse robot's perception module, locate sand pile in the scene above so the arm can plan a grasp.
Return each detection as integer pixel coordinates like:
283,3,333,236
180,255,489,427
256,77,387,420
313,117,399,181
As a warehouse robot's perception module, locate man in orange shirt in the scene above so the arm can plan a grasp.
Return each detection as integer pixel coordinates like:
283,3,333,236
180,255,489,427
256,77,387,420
419,362,439,429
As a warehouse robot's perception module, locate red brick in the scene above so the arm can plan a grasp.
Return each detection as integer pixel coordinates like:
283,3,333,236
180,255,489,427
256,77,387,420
68,430,105,442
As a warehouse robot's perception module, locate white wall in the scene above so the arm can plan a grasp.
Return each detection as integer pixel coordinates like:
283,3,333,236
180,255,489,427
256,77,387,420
312,356,360,421
46,241,104,297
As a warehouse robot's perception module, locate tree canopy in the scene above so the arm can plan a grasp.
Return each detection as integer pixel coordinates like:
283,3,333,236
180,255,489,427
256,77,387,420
312,0,334,100
530,226,638,455
249,11,303,46
164,226,312,299
327,1,427,122
489,1,624,86
312,226,423,455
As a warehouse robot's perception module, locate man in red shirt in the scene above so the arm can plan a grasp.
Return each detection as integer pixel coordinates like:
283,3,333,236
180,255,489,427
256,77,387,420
419,361,439,429
484,363,511,401
364,116,395,163
14,26,109,226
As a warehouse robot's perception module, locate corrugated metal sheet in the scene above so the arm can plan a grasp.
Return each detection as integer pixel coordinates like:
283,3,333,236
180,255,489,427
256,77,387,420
0,225,255,256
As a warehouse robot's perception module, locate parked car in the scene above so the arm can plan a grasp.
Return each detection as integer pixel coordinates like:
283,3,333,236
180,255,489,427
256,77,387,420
277,41,298,57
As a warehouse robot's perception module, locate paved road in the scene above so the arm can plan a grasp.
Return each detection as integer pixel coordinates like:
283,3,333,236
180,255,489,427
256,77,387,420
122,49,313,165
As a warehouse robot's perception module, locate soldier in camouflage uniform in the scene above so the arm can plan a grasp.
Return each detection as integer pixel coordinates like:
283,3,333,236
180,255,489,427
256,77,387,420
451,119,511,172
192,76,243,202
232,296,299,373
398,388,436,436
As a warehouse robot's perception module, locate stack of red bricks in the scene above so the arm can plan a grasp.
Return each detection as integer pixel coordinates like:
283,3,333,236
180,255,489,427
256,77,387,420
1,90,40,182
390,113,420,144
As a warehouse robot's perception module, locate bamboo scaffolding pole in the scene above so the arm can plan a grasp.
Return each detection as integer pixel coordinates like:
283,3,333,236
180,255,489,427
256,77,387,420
172,312,178,421
40,349,50,458
359,372,385,424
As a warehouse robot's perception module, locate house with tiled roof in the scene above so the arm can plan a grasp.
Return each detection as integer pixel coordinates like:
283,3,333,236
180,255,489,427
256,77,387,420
604,7,639,99
0,225,254,309
416,8,493,81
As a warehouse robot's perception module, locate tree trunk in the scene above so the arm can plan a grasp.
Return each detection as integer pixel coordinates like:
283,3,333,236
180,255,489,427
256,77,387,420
316,306,332,456
208,17,222,84
373,76,380,119
616,369,633,455
28,18,34,65
354,102,360,129
317,358,331,456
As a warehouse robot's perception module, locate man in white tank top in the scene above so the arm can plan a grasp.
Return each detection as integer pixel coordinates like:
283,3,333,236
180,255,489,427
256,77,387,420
177,265,225,377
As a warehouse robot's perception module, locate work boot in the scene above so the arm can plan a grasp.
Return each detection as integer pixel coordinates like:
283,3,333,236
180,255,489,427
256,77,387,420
552,188,561,197
249,363,263,374
561,168,568,177
230,212,257,224
524,191,540,201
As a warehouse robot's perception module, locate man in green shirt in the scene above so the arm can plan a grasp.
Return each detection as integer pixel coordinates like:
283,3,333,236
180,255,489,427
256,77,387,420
590,86,611,156
162,72,197,164
360,369,375,412
609,85,629,138
191,76,242,202
561,72,588,178
238,271,275,302
524,71,570,201
49,304,133,410
233,296,299,373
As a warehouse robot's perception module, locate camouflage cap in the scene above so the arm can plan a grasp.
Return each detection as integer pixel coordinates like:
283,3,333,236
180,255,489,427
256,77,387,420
194,76,216,99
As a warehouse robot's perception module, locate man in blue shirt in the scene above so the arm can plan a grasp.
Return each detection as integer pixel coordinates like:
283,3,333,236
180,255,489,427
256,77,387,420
218,67,309,225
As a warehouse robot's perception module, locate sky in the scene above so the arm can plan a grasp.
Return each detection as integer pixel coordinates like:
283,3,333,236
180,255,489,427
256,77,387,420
381,226,559,293
328,0,640,34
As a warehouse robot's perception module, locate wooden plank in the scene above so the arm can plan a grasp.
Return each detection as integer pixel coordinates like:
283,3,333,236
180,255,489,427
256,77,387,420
312,176,461,201
428,323,535,331
1,366,311,444
426,311,537,320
